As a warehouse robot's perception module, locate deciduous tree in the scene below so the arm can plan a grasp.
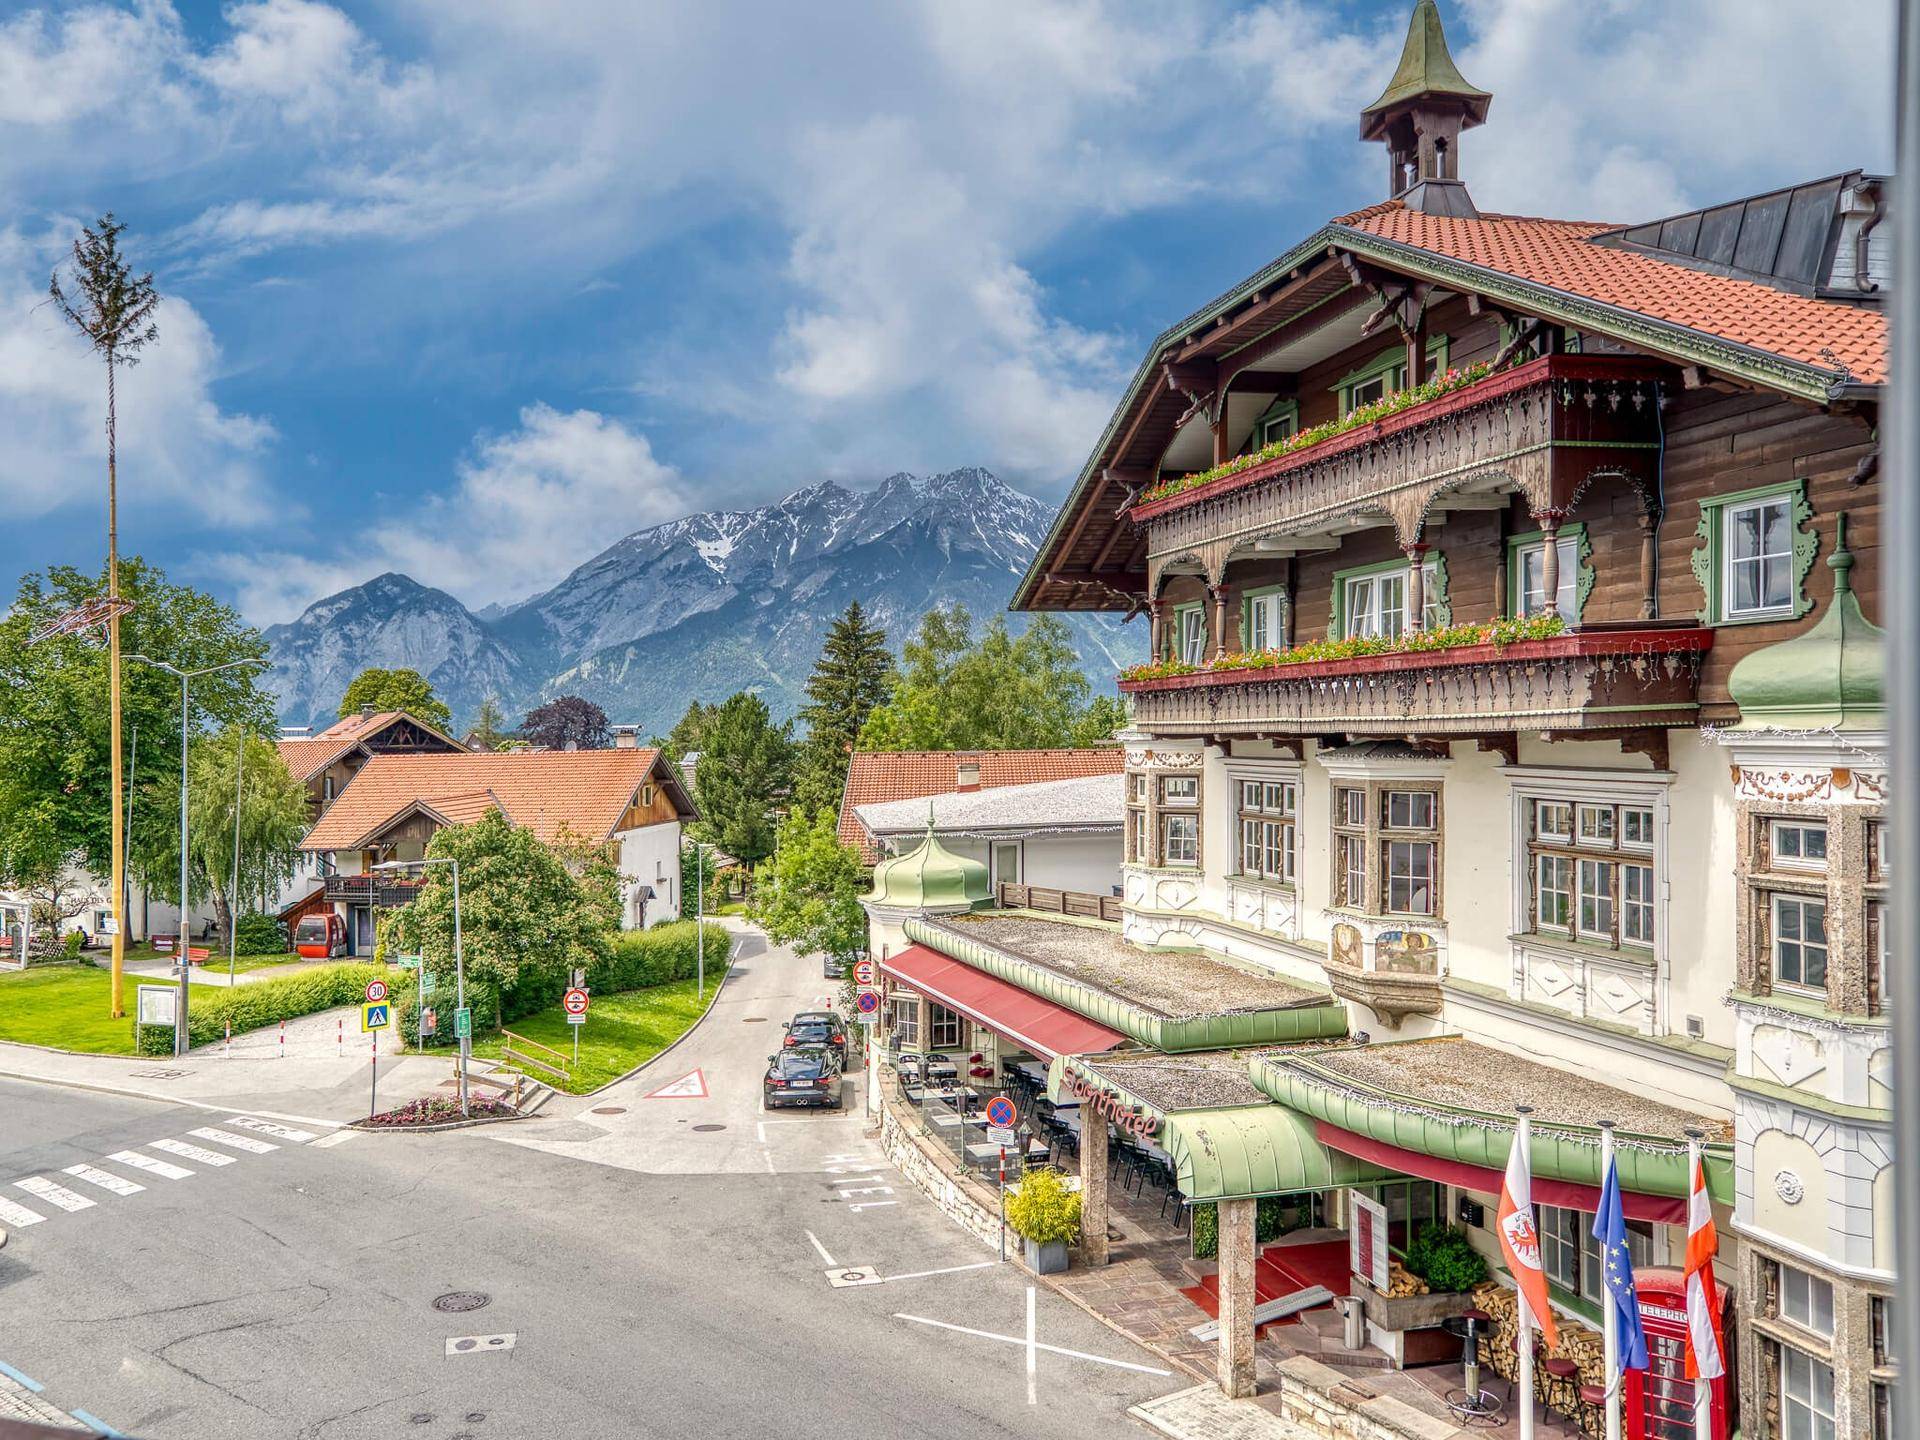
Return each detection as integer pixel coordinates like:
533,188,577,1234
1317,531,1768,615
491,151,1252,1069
176,728,312,945
748,808,866,963
520,694,612,750
337,668,452,731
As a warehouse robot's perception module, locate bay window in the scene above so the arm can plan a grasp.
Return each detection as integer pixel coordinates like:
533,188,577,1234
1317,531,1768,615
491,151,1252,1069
1771,895,1829,991
1125,772,1149,865
1158,774,1200,868
1769,820,1829,872
1331,781,1443,918
1235,779,1296,884
1780,1347,1837,1440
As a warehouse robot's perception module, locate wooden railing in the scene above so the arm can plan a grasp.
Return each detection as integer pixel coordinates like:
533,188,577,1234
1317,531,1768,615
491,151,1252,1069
322,874,422,907
498,1029,571,1087
996,882,1123,922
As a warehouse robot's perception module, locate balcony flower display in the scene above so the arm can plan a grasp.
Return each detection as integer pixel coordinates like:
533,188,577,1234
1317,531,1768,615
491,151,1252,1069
1138,362,1496,509
1119,613,1567,684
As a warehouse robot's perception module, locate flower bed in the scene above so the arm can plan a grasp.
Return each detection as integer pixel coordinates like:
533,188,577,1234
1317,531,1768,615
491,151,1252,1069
363,1093,518,1127
1120,614,1566,684
1139,362,1495,508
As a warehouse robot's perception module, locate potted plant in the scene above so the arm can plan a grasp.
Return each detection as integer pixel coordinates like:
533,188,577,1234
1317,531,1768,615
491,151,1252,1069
1005,1166,1081,1275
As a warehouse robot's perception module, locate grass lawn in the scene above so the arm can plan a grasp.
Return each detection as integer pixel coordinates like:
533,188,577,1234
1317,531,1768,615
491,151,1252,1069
120,944,302,974
0,966,152,1054
469,965,733,1094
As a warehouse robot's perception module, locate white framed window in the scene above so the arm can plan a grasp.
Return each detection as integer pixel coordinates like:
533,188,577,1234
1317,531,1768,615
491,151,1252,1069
1872,901,1889,1008
1385,840,1436,916
1772,894,1829,991
1779,1264,1836,1336
1578,803,1616,846
1623,863,1655,947
1540,1204,1652,1302
1622,807,1655,849
1337,836,1368,908
1518,536,1580,621
1577,858,1616,940
1536,854,1572,931
1725,494,1796,619
1536,801,1573,842
1160,775,1197,806
1257,409,1296,446
990,841,1022,889
1244,590,1285,653
1339,787,1367,827
1347,372,1392,410
1342,564,1440,641
1160,813,1198,867
1771,820,1829,871
1384,790,1435,830
1175,605,1206,663
890,996,920,1049
1235,779,1297,884
929,1002,965,1050
1781,1346,1837,1440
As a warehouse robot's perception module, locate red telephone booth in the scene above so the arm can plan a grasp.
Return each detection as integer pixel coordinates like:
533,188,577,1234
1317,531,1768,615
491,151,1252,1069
1625,1267,1733,1440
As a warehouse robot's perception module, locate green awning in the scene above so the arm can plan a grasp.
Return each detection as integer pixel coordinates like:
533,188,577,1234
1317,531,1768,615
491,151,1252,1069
1163,1105,1395,1203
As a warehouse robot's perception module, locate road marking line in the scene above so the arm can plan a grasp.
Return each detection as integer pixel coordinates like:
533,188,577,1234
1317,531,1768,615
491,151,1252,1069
0,1198,45,1228
882,1260,999,1284
847,1201,897,1211
0,1359,43,1390
62,1164,144,1196
764,1150,776,1174
1026,1285,1038,1406
149,1139,234,1167
223,1115,317,1142
68,1410,127,1438
309,1130,359,1149
189,1126,277,1154
892,1314,1173,1375
14,1177,94,1212
806,1230,836,1266
756,1122,767,1143
107,1150,192,1180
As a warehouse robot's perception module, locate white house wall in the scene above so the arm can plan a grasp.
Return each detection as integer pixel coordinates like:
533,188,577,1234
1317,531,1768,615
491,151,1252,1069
617,821,683,928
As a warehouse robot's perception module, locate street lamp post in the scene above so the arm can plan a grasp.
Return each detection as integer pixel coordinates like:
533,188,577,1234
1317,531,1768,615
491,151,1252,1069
229,726,245,983
694,840,705,1002
127,655,264,1058
374,856,467,1117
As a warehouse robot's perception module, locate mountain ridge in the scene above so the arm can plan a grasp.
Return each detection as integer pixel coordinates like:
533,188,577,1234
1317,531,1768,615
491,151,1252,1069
262,468,1138,735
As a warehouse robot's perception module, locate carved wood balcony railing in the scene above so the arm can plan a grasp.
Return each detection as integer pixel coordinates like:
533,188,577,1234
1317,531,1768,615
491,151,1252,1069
1136,354,1670,591
1116,623,1712,738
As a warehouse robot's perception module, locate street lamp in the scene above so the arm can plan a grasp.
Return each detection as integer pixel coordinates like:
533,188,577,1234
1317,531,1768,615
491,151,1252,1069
127,654,265,1057
690,838,711,1002
373,856,467,1117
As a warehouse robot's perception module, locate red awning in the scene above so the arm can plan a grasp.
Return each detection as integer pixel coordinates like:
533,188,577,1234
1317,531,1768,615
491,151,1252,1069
1315,1122,1687,1225
880,944,1125,1061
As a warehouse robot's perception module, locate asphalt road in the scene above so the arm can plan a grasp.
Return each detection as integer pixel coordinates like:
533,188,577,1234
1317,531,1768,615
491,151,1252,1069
0,928,1180,1439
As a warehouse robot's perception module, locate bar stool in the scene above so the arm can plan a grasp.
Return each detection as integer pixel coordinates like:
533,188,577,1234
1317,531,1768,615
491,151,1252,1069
1576,1382,1607,1440
1541,1355,1581,1425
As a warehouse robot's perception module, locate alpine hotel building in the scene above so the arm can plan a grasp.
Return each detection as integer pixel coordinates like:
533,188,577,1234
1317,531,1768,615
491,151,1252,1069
1003,2,1890,1432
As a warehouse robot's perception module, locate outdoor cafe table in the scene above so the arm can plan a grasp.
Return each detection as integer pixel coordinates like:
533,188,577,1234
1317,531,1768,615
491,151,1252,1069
965,1139,1050,1165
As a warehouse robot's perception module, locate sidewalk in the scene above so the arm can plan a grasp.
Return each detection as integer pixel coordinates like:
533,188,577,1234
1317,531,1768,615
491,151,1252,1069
0,1004,452,1127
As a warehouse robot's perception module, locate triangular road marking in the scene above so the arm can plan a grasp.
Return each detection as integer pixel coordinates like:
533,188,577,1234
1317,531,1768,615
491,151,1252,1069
645,1069,709,1099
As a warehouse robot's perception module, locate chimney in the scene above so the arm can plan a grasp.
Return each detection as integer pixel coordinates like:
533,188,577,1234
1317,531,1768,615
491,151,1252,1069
955,761,981,792
1359,1,1490,217
359,704,376,719
614,728,637,749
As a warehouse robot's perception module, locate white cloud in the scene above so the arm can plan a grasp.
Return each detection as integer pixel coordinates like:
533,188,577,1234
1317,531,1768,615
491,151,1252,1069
0,225,276,529
222,404,689,621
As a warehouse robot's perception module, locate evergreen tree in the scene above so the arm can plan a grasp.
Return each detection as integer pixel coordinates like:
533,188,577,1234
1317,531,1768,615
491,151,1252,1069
692,692,794,864
657,699,718,765
792,601,891,814
858,604,1125,751
467,696,513,750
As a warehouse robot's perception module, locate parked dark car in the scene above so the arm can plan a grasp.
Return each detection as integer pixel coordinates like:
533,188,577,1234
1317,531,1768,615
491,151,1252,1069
783,1010,847,1060
822,952,846,979
763,1045,843,1109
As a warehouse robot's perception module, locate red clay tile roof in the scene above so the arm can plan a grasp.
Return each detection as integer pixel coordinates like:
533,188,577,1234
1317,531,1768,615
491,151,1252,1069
302,749,689,852
1334,202,1887,386
274,710,466,782
837,749,1124,863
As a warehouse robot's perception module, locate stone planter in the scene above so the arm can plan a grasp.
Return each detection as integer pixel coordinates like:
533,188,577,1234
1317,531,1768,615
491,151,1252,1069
1352,1275,1473,1368
1025,1237,1069,1275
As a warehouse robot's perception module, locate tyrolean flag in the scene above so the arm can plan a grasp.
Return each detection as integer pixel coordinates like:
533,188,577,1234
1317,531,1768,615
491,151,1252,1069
1497,1115,1558,1347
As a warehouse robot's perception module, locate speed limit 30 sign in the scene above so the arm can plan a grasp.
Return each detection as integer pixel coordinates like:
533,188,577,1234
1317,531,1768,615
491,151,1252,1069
365,978,389,1004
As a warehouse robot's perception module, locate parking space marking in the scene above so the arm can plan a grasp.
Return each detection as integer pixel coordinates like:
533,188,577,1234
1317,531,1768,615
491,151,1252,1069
309,1130,359,1149
14,1177,95,1213
881,1260,998,1285
62,1164,144,1197
806,1230,836,1266
825,1266,881,1288
107,1150,193,1180
892,1313,1173,1376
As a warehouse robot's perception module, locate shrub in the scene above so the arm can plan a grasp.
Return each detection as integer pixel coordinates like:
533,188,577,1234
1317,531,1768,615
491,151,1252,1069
585,921,729,996
63,930,85,958
233,912,287,956
1403,1223,1487,1293
136,962,388,1056
1188,1196,1309,1260
1005,1167,1081,1246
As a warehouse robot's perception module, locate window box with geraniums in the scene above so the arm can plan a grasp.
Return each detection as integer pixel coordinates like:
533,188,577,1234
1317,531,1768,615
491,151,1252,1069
1121,614,1570,687
1005,1166,1082,1275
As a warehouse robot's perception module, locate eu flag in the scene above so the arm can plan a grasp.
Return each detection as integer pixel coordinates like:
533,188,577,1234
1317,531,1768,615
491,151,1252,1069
1592,1153,1650,1372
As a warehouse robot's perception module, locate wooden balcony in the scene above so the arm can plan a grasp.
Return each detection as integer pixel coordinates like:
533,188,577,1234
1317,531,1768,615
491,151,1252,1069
1136,354,1669,578
321,874,423,907
995,882,1123,923
1117,623,1712,739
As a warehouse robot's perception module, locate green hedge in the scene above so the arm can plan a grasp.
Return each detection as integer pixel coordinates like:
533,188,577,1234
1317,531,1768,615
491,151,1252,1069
234,912,288,956
136,963,388,1056
1188,1195,1316,1260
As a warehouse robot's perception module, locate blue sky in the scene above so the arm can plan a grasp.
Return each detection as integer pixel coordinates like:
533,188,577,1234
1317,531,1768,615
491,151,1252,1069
0,0,1895,625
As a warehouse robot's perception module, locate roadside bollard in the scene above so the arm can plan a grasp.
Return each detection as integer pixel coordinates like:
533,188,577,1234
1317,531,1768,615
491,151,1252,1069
225,1020,231,1059
279,1019,285,1058
338,1017,343,1059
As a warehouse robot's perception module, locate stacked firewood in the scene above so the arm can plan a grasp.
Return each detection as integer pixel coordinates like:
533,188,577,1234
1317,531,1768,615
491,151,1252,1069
1385,1262,1430,1298
1469,1283,1606,1390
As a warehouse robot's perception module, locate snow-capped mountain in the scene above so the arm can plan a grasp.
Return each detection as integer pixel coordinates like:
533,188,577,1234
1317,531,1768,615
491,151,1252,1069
263,469,1139,735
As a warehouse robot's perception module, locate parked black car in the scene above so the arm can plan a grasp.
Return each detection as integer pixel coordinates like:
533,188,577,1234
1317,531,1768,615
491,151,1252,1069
763,1045,843,1109
783,1010,847,1061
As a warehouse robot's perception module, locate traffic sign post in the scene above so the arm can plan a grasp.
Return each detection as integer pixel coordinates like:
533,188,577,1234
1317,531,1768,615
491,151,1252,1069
984,1094,1018,1129
852,958,876,986
454,1007,472,1040
361,1001,393,1121
563,987,589,1065
998,1146,1008,1263
361,1002,390,1032
365,978,389,1004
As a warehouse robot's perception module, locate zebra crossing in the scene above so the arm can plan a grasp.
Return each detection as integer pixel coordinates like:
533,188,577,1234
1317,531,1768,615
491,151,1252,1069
0,1114,322,1235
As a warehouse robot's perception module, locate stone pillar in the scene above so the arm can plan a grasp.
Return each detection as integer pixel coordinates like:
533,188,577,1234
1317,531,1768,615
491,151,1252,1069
916,991,931,1057
1217,1196,1258,1398
1209,582,1233,661
1638,507,1662,619
1079,1114,1110,1267
1405,543,1429,632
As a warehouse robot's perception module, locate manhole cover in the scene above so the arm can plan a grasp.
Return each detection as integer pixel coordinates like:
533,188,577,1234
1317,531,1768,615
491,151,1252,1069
590,1106,626,1115
692,1123,726,1132
432,1292,491,1314
742,1016,768,1023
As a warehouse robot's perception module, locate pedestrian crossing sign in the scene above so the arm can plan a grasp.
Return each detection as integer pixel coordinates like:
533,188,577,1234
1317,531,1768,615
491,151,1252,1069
361,1002,391,1032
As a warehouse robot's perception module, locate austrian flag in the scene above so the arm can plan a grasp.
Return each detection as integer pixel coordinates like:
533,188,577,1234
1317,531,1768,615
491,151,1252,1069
1684,1153,1725,1380
1497,1115,1558,1347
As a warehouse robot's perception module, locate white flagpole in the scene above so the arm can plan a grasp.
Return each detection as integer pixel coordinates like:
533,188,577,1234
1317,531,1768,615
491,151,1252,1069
1688,1129,1712,1440
1516,1105,1536,1440
1599,1119,1623,1440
